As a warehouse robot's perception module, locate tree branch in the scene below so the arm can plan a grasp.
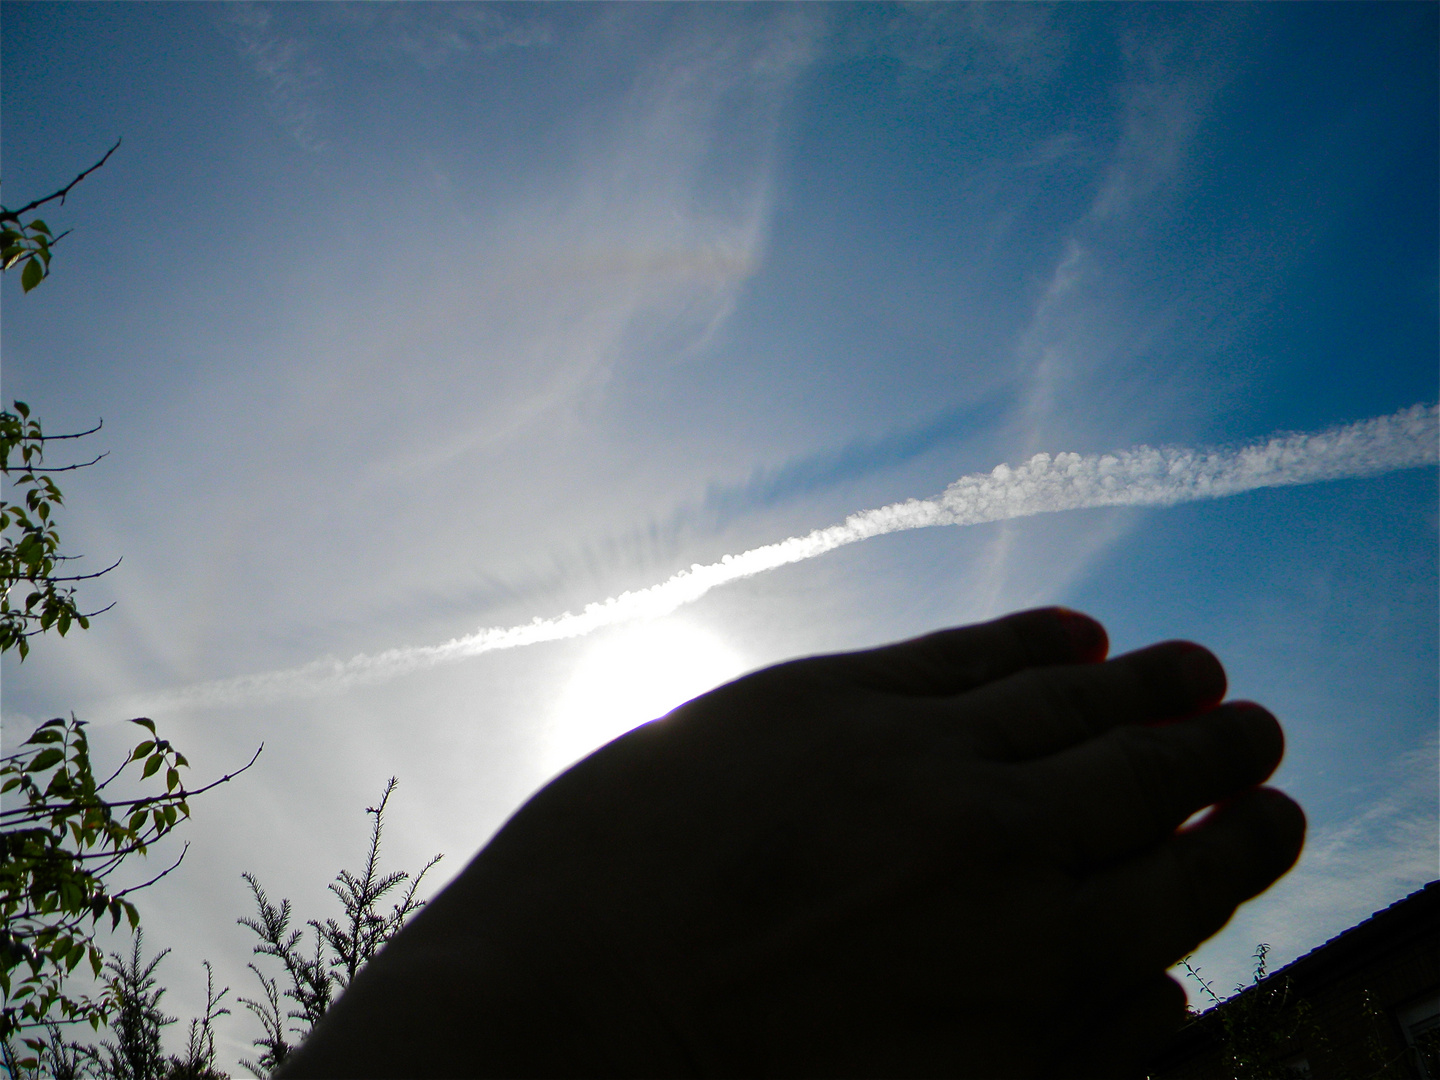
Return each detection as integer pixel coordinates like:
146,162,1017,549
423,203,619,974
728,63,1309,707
31,557,122,583
0,140,122,222
19,452,109,474
11,602,118,633
110,842,187,899
2,743,263,820
27,419,104,443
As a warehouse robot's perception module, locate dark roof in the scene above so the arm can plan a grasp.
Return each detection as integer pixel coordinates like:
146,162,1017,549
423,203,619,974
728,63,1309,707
1151,880,1440,1070
1242,879,1439,992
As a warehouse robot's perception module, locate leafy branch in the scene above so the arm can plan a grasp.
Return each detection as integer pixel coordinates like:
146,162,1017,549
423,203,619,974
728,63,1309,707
1,138,120,293
1,402,116,660
0,716,260,1046
1,140,258,1078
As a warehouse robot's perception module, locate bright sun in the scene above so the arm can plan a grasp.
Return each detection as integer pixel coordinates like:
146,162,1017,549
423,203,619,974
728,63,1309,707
544,618,748,773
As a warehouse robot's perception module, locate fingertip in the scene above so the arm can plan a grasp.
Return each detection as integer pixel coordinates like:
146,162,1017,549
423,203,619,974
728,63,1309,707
1254,786,1307,865
1173,642,1227,707
1052,606,1109,662
1224,701,1285,779
1213,786,1307,897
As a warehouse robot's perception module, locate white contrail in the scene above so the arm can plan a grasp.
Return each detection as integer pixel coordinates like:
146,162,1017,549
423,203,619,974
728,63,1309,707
148,403,1437,709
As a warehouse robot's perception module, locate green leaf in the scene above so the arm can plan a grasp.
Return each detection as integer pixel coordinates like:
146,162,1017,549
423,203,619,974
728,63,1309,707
166,767,180,792
130,717,156,733
20,256,43,292
28,219,50,236
131,741,156,761
142,753,163,778
25,748,63,772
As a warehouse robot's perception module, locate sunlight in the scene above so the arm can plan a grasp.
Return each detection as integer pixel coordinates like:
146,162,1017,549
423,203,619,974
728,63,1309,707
543,618,748,774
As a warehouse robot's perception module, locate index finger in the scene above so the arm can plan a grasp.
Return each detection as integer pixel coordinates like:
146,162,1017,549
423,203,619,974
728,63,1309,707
941,640,1227,763
814,607,1109,697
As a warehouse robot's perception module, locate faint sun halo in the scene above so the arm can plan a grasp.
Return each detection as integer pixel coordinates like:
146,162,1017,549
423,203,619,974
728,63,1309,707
544,618,747,774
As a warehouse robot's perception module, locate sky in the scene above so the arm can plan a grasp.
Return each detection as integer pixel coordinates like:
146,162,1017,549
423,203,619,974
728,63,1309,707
2,2,1437,1069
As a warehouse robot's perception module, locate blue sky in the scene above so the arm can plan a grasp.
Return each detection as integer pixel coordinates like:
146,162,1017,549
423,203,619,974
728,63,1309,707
3,3,1436,1068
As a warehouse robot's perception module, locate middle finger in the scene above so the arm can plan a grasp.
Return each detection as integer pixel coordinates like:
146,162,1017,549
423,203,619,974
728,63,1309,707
917,640,1227,763
1020,700,1284,869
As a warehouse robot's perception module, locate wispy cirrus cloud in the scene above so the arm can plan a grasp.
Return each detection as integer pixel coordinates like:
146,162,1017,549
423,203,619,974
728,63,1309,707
392,6,552,68
833,2,1066,87
222,2,328,152
128,404,1437,711
220,2,555,151
687,396,1007,531
1177,732,1439,1001
329,4,553,69
1007,8,1255,451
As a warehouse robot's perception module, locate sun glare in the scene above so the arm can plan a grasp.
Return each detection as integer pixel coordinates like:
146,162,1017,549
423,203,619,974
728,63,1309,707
544,619,748,773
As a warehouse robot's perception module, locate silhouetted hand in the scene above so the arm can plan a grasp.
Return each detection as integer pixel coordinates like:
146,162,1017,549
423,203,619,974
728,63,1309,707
281,607,1305,1078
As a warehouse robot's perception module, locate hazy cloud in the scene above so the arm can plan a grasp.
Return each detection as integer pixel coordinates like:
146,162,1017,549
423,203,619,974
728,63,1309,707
833,2,1065,88
1178,733,1439,1000
221,2,328,152
126,404,1437,711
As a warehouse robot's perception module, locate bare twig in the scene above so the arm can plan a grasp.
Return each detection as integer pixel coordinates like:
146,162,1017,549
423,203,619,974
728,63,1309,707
0,139,122,222
32,557,123,583
111,842,189,899
26,419,105,443
21,452,109,474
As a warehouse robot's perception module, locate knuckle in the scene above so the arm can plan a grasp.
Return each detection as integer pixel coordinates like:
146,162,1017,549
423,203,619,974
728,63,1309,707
1029,659,1146,740
1167,830,1238,944
1000,609,1053,666
1109,725,1185,830
1026,665,1095,736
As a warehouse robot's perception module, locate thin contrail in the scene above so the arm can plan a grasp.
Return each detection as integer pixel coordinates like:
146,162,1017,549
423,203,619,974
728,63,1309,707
148,403,1437,709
